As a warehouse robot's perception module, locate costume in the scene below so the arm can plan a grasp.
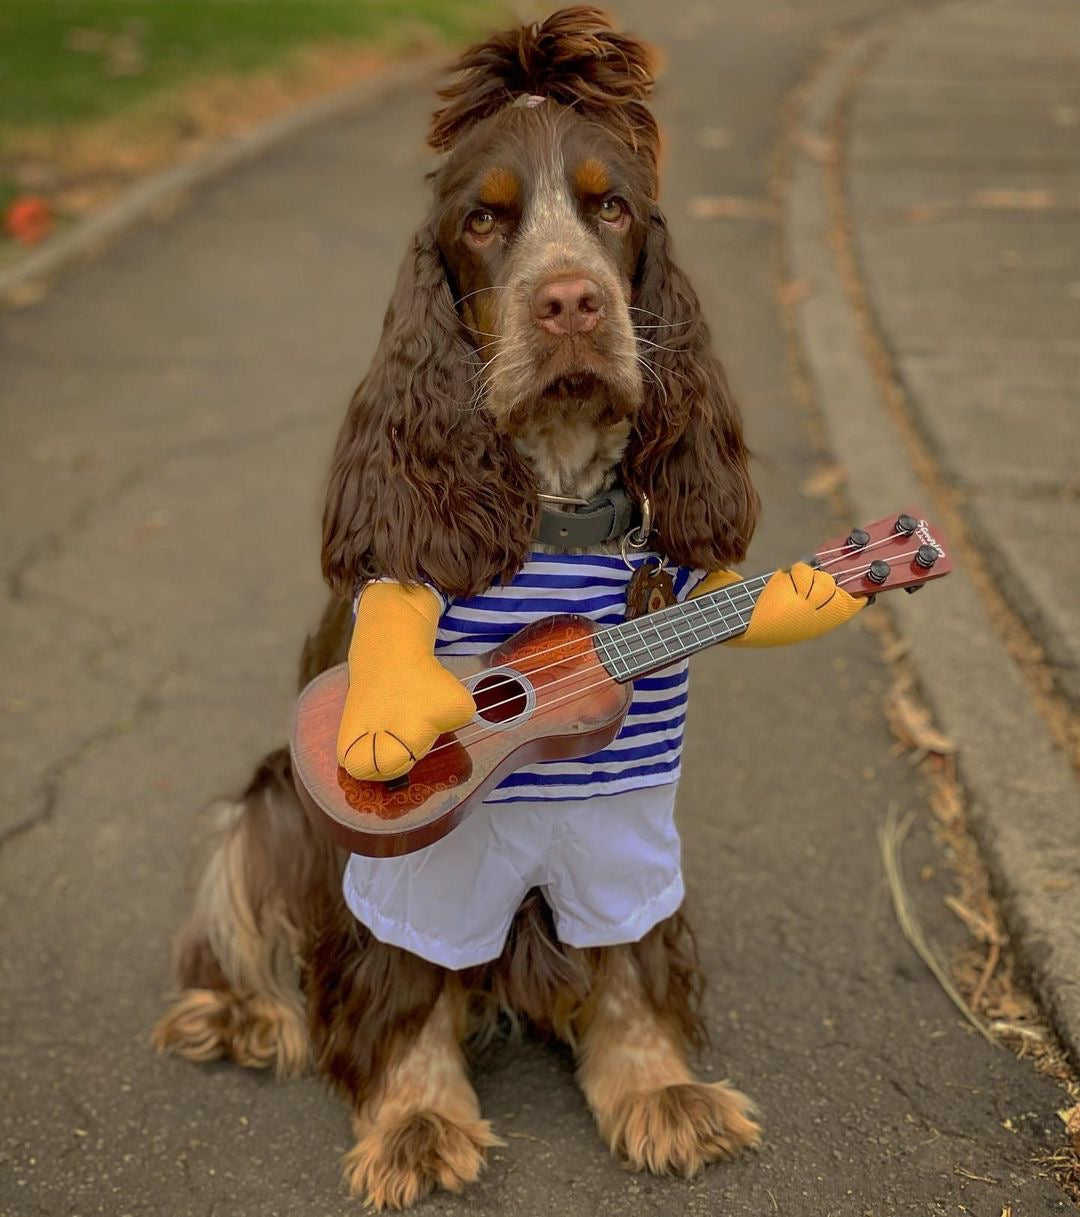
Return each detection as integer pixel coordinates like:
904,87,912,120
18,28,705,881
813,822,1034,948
338,549,862,971
342,552,703,969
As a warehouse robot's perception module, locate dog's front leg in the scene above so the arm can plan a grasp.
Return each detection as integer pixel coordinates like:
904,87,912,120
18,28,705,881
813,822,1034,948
575,946,761,1175
342,982,501,1209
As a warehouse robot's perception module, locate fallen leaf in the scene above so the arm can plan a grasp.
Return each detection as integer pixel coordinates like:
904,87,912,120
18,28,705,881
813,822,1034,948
777,277,811,308
3,279,50,309
885,684,957,757
1042,876,1074,892
795,129,835,164
904,202,948,224
696,126,731,150
687,195,775,221
971,188,1055,211
4,195,53,245
800,464,846,498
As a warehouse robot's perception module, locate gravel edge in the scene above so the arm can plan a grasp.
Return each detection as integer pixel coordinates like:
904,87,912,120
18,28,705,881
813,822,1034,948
0,52,446,307
782,12,1080,1063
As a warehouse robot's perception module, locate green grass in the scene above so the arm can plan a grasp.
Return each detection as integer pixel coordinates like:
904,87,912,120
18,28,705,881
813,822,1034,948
0,1,502,133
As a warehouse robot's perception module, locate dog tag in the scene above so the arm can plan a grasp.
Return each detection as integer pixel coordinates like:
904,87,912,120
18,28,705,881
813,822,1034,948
626,561,676,619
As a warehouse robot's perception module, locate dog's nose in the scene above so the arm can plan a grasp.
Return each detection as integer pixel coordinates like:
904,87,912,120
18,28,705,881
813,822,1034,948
532,277,603,335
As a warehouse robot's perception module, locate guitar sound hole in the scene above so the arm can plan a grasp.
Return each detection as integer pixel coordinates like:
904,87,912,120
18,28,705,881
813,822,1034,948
472,671,531,726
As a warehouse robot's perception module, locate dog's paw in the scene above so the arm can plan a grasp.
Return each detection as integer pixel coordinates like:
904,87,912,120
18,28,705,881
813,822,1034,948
152,988,309,1078
343,1110,501,1209
606,1081,761,1176
152,988,236,1065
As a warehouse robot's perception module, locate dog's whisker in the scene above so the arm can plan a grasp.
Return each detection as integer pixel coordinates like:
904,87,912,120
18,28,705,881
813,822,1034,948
635,354,669,404
636,337,687,354
460,338,503,358
631,319,695,331
464,345,519,387
453,285,513,307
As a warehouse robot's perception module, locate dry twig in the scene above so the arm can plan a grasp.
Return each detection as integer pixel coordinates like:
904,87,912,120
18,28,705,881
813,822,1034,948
878,805,997,1047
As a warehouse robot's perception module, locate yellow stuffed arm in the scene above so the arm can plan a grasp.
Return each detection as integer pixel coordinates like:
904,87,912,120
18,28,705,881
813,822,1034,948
337,582,476,781
692,562,864,648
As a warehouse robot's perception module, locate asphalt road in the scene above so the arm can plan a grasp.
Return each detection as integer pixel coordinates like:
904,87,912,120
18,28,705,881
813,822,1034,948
0,1,1072,1214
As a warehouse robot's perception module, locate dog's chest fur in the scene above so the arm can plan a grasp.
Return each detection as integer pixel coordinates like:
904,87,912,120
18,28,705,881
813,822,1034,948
508,395,633,500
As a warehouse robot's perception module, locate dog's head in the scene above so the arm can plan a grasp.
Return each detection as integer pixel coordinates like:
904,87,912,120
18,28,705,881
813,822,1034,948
323,7,758,600
427,9,662,431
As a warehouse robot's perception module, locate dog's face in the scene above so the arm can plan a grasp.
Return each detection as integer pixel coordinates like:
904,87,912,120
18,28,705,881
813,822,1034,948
323,22,758,602
433,107,652,427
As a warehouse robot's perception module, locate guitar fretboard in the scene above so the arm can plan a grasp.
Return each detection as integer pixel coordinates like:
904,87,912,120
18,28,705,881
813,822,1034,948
596,574,771,682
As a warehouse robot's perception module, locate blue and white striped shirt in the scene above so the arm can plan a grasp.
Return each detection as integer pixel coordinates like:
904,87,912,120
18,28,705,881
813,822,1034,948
434,551,705,803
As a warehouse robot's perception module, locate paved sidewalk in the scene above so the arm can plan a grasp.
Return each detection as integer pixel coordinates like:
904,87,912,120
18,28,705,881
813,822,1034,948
824,0,1080,1059
0,2,1075,1215
848,0,1080,703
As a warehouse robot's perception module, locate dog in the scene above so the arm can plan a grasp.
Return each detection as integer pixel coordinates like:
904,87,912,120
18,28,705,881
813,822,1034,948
153,8,766,1209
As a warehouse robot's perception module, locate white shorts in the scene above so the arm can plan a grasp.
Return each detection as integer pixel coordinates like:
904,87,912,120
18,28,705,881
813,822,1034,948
342,783,684,970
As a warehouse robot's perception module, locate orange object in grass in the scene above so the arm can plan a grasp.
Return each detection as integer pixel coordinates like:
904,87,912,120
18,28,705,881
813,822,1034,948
5,196,54,245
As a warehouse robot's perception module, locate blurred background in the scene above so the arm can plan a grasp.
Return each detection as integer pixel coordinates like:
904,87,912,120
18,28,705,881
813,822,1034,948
1,2,1078,1214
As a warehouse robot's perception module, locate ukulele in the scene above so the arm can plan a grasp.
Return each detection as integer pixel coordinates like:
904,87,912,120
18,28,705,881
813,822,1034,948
290,512,950,857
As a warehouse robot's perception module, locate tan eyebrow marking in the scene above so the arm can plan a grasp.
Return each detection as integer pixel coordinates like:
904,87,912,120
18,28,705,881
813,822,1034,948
574,158,610,197
478,167,520,209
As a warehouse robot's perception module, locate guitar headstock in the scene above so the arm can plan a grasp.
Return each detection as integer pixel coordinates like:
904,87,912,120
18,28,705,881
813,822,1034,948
810,511,951,598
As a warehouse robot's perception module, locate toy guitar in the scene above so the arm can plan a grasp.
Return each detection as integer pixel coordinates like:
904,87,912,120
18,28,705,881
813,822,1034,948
291,512,950,857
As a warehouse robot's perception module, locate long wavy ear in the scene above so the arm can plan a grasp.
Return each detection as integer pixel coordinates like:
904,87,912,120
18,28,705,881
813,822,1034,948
321,222,538,601
622,209,759,569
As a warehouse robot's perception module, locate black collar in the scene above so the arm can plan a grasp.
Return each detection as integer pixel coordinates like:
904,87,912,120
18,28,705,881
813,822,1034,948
535,487,641,551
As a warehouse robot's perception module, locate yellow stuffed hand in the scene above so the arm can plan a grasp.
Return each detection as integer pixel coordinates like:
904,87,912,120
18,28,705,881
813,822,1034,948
337,582,476,781
692,562,864,647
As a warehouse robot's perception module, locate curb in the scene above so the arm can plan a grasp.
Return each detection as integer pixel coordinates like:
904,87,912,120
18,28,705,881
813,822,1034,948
782,14,1080,1062
0,51,446,308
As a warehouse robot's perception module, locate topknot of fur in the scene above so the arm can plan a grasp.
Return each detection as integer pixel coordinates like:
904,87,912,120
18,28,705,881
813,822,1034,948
429,6,659,167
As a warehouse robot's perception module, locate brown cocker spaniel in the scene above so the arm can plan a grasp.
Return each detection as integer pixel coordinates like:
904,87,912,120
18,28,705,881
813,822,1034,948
154,8,762,1209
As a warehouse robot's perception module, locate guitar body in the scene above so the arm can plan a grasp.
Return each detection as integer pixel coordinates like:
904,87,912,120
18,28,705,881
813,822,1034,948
290,614,632,857
292,510,951,859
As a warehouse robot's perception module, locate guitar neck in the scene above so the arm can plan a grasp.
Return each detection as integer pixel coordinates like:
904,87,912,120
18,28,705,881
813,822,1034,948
596,574,772,682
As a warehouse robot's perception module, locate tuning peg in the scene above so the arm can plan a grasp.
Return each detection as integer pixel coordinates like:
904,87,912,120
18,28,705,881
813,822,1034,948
915,544,939,570
867,559,891,585
847,528,870,548
904,583,924,594
896,514,918,535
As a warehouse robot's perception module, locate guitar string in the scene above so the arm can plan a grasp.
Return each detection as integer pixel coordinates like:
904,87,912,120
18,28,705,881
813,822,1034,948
413,531,911,739
834,546,929,586
430,575,771,746
339,541,930,779
390,584,773,765
404,553,894,772
437,574,771,710
415,545,932,764
382,527,908,702
814,526,906,560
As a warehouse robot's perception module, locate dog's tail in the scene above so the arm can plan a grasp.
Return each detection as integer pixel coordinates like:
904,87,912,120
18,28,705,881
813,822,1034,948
430,6,659,170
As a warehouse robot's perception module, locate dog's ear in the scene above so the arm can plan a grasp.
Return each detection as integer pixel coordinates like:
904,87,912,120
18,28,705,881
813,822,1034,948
321,222,537,601
622,209,759,570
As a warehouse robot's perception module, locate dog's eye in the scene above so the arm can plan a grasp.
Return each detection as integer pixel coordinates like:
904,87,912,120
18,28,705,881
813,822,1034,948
467,211,496,237
599,196,627,225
